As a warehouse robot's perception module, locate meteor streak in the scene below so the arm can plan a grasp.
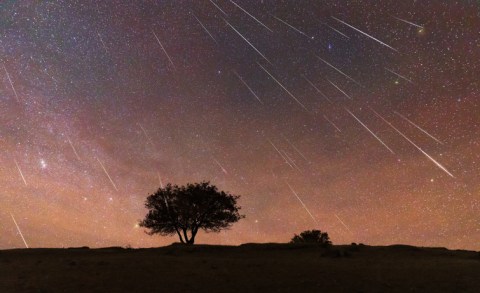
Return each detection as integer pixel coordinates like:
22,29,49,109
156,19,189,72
97,33,108,53
346,108,395,154
385,68,414,84
268,139,294,169
332,16,398,52
257,62,309,111
14,159,27,186
213,158,228,174
152,30,176,70
303,76,332,104
66,135,81,161
224,19,271,64
3,64,20,102
233,70,263,104
208,0,228,16
281,134,309,162
323,115,342,132
157,171,164,188
10,213,29,248
327,79,353,100
335,213,352,234
392,16,424,29
394,111,443,144
282,150,302,172
229,1,273,32
316,56,362,86
96,157,119,191
192,13,217,44
322,22,350,39
138,123,155,146
270,14,311,39
370,107,454,178
286,182,317,224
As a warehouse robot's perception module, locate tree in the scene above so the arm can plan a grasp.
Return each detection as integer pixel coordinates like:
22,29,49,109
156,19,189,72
139,181,244,245
290,229,331,246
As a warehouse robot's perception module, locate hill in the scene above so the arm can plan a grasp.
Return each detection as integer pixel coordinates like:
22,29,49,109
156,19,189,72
1,243,479,292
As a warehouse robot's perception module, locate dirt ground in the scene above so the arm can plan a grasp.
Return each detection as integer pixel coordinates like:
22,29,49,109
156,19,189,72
1,243,479,292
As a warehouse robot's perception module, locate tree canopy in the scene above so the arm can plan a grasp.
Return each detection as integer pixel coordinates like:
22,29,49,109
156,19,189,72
139,181,244,244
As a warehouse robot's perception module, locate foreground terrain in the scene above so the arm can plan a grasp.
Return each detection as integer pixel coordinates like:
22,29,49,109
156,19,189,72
1,243,479,292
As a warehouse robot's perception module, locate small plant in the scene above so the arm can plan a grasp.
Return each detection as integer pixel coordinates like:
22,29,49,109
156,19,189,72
349,242,360,252
290,229,331,246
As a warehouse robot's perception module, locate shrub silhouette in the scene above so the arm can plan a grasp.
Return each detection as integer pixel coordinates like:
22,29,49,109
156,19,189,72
139,181,244,245
290,229,331,246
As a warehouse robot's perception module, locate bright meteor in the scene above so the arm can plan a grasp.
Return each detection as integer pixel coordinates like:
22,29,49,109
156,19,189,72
3,63,20,103
66,135,81,161
14,159,27,186
346,108,395,154
208,0,228,16
11,213,29,248
152,30,176,70
96,157,119,191
385,68,414,84
321,22,350,39
394,111,444,145
286,182,317,224
271,14,311,39
327,79,353,100
229,0,273,32
213,158,228,175
316,56,362,86
332,16,398,52
192,13,218,44
324,115,342,133
370,107,454,178
392,16,424,29
224,19,271,64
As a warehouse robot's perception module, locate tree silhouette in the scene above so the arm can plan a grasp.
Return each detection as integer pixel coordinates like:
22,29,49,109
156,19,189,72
139,181,244,245
290,229,331,246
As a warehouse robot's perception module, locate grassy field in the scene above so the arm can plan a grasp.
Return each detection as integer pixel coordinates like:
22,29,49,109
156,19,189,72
1,243,479,292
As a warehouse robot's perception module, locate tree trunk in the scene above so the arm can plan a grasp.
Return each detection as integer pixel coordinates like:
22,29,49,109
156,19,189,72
182,229,191,245
180,228,196,245
175,228,185,243
189,226,198,245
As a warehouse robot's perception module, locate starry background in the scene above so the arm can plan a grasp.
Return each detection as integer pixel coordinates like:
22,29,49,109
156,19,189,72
0,0,479,250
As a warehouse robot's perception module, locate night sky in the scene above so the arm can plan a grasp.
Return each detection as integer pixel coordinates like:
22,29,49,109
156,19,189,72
1,0,479,250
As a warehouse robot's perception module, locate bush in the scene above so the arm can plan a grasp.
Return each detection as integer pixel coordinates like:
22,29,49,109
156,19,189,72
290,229,331,246
349,243,361,252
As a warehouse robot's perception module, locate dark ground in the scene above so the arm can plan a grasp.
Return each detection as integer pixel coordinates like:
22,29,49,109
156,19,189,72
1,243,479,292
